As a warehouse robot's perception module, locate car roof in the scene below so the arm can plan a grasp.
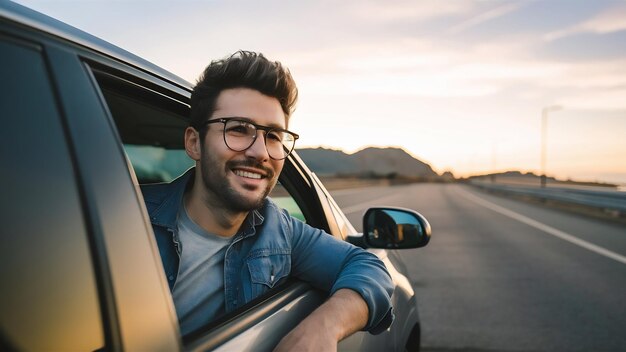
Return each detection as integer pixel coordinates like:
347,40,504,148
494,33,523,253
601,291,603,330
0,1,193,91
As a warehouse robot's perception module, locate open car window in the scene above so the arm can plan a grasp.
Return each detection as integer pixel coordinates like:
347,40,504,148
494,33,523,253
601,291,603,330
85,63,323,339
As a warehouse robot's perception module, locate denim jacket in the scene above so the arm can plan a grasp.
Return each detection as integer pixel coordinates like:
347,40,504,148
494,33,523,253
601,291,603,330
141,168,394,334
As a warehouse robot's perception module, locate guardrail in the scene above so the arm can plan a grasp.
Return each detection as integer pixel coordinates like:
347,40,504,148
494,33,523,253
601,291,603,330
469,181,626,216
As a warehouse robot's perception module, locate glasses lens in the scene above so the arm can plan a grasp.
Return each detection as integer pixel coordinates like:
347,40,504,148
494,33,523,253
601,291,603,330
223,119,256,151
265,130,296,160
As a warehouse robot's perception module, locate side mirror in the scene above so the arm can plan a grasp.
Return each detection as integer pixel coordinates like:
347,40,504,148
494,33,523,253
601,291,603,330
363,207,431,249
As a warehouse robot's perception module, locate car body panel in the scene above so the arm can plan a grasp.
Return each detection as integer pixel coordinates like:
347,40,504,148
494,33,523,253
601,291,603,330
203,286,326,351
0,36,104,351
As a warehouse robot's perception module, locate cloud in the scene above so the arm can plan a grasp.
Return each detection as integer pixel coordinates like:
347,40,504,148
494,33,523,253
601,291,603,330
559,89,626,110
544,3,626,41
447,2,524,34
539,59,626,90
446,61,565,81
288,36,569,100
336,53,452,71
352,0,473,22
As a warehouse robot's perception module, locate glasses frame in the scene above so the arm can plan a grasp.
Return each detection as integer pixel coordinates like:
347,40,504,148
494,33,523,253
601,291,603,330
200,117,299,160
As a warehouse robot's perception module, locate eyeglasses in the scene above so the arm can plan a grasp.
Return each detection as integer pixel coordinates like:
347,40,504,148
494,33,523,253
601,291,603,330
201,118,299,160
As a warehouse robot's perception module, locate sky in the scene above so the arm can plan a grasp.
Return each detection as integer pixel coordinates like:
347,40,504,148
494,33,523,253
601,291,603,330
13,0,626,185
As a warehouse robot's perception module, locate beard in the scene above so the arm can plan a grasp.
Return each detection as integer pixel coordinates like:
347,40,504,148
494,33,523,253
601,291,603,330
199,149,277,213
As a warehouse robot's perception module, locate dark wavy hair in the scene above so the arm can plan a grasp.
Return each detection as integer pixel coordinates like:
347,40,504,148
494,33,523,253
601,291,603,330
190,50,298,130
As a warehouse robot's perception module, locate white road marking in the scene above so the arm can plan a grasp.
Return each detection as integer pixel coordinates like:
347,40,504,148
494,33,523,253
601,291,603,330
342,194,402,215
457,187,626,265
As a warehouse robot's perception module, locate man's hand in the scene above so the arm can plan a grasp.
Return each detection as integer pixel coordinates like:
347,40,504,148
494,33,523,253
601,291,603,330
273,288,369,352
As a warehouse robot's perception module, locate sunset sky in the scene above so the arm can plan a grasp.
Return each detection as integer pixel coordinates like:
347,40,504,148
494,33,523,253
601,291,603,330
14,0,626,185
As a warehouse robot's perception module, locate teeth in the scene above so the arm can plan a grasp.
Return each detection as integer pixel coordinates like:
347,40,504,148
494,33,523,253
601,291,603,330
234,170,263,179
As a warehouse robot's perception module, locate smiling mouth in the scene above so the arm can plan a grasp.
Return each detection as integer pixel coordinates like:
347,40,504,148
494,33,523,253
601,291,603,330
234,170,264,179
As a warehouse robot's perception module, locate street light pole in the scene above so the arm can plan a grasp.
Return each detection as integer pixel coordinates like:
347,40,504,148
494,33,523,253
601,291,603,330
541,105,562,188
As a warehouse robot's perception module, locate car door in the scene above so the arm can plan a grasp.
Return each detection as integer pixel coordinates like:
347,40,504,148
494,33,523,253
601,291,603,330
0,32,106,352
0,15,180,351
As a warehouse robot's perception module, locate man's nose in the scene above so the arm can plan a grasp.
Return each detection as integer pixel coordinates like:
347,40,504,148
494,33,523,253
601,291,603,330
244,132,270,161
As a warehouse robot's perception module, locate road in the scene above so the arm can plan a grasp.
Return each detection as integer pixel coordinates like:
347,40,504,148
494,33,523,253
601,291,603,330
330,183,626,352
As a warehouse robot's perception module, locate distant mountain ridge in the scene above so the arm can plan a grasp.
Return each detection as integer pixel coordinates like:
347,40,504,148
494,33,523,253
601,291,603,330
295,147,439,178
467,171,618,188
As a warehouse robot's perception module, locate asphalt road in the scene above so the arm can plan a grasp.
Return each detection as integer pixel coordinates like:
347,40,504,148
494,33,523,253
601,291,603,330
330,183,626,352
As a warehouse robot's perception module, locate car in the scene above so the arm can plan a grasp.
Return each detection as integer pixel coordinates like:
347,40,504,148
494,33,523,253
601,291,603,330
0,2,431,351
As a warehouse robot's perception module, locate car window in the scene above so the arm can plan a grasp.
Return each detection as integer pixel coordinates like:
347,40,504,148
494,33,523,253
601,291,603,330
124,144,193,184
270,181,306,222
0,36,104,351
86,64,316,339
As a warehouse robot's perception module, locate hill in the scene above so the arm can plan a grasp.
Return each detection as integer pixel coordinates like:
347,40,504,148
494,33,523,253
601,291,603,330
466,171,618,188
295,147,439,178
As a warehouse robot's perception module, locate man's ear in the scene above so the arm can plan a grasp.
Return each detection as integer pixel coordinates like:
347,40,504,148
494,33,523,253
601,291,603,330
184,127,202,161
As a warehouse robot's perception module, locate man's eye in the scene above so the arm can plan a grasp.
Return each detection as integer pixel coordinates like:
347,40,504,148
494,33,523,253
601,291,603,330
267,131,283,142
226,124,254,135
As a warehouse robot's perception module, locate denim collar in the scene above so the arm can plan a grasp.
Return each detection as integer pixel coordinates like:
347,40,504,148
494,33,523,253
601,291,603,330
148,168,194,230
238,207,265,240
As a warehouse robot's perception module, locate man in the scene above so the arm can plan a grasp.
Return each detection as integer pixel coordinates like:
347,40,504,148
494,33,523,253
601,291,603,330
141,51,394,350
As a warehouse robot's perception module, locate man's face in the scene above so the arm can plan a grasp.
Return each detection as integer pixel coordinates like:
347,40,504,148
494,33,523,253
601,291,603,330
196,88,286,212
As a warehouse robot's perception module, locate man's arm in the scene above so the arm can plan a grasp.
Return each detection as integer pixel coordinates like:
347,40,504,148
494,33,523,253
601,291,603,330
273,203,394,349
273,289,368,352
284,210,394,334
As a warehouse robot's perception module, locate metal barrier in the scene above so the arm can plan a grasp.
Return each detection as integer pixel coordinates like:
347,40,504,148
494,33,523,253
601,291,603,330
470,181,626,215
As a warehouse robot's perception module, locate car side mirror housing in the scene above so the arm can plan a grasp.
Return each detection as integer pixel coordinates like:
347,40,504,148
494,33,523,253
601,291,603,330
362,207,431,249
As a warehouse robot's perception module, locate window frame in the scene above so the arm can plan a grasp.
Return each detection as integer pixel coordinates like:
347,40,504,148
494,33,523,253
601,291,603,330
42,38,182,351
